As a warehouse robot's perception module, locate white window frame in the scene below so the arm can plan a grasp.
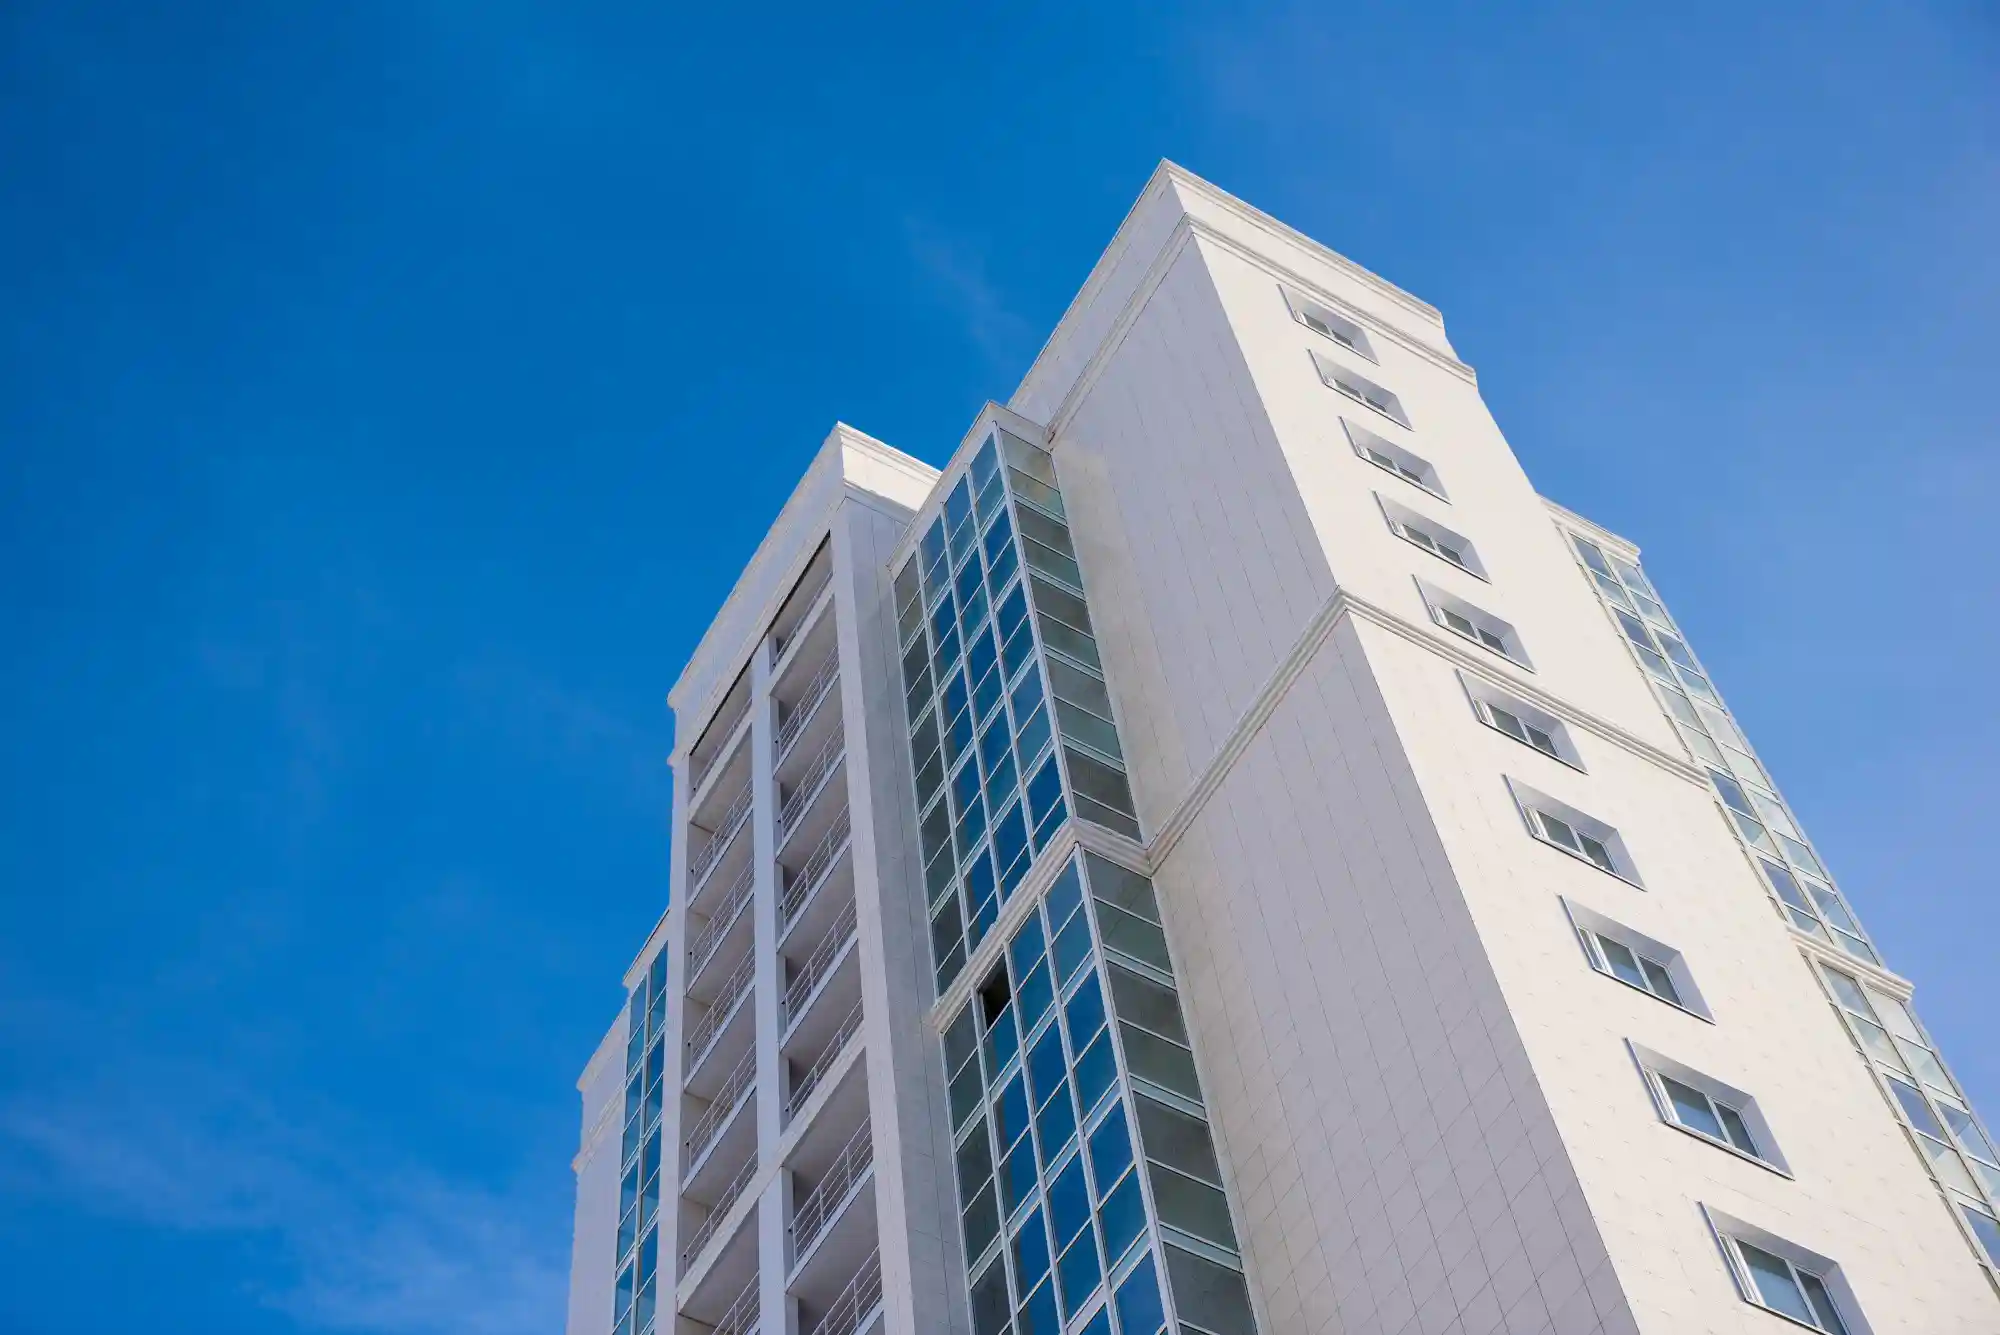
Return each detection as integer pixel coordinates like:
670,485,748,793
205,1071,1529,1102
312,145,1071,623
1343,419,1445,498
1282,286,1377,361
1377,495,1486,579
1309,349,1410,427
1703,1208,1869,1335
1418,580,1531,669
1506,778,1639,885
1459,675,1582,769
1631,1043,1788,1174
1562,900,1709,1018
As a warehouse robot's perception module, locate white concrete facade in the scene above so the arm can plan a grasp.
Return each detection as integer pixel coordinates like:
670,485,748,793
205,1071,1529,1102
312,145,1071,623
567,164,2000,1335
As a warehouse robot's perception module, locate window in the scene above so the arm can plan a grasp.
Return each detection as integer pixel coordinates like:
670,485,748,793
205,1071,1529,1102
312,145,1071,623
1706,1213,1857,1335
1309,350,1410,426
1379,496,1484,577
1510,780,1637,883
1565,901,1710,1016
1419,582,1528,666
1636,1049,1785,1172
1459,676,1580,767
1345,420,1443,496
1283,286,1375,360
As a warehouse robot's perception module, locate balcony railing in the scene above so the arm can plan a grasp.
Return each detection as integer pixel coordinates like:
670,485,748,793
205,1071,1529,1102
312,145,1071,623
682,1154,758,1271
784,899,858,1028
689,784,754,890
805,1251,883,1335
691,701,750,797
780,808,851,929
712,1276,760,1335
775,654,839,761
790,1119,872,1263
684,1048,756,1173
776,736,843,845
685,954,754,1073
787,1001,863,1121
687,861,755,981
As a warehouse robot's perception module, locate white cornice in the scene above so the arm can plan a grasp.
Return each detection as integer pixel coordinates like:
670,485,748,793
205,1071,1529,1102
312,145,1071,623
1540,495,1641,560
1144,584,1708,870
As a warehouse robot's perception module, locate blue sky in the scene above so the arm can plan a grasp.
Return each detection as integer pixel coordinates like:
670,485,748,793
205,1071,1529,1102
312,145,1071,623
1,2,1995,1331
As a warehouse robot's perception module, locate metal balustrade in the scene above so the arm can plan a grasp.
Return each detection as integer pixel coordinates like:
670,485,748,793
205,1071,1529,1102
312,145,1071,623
805,1251,883,1335
687,861,755,981
779,808,851,929
685,953,755,1072
712,1276,760,1335
790,1120,872,1263
690,701,750,797
775,654,839,760
689,784,754,890
682,1154,758,1270
783,900,858,1028
684,1048,755,1173
786,1001,862,1120
776,736,843,845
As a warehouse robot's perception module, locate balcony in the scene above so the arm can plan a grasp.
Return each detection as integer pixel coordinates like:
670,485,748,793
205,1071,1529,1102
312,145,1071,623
710,1276,759,1335
683,1047,755,1190
778,806,851,946
689,663,753,799
790,1119,872,1270
786,1000,862,1125
769,540,834,665
682,1152,757,1274
776,733,844,857
686,859,755,999
775,652,839,762
688,778,753,904
684,953,755,1098
800,1252,882,1335
783,899,859,1043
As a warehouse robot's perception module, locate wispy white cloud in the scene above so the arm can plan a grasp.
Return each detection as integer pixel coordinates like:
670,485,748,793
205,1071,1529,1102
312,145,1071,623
0,1057,566,1335
903,217,1037,374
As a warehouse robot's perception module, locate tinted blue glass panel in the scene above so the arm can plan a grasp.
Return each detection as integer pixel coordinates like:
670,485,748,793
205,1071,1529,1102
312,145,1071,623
1053,917,1093,985
1015,706,1051,772
987,540,1019,595
995,1074,1032,1146
969,890,1000,950
992,802,1029,882
954,756,984,819
1018,1281,1060,1335
961,578,989,632
922,517,948,575
966,626,998,685
1002,620,1035,680
1016,961,1053,1034
1010,913,1046,969
943,670,970,723
987,754,1020,815
1065,974,1106,1046
1011,664,1044,717
973,435,1000,486
984,1004,1019,1079
956,797,988,858
1027,756,1063,827
1057,1231,1101,1317
979,715,1013,774
1037,1086,1077,1162
934,622,961,678
1048,1157,1092,1246
1087,1104,1133,1195
1013,1210,1052,1293
974,666,1005,722
1029,1027,1068,1106
958,554,986,604
947,474,973,529
1074,1033,1117,1116
946,708,976,767
1078,1309,1112,1335
984,507,1015,562
999,1130,1038,1215
1033,794,1069,850
1114,1254,1166,1335
965,843,997,907
1046,860,1082,925
997,581,1029,642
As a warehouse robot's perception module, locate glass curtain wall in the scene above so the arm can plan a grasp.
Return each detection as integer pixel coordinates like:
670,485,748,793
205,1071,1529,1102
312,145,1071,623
939,852,1259,1335
613,949,671,1335
1564,530,2000,1274
896,429,1142,998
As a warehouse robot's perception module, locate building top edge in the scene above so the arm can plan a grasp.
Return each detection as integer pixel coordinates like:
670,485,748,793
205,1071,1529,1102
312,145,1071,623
666,424,935,716
1008,160,1449,420
1539,494,1642,559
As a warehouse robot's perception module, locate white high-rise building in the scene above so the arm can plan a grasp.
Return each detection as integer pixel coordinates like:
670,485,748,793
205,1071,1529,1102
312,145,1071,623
564,164,2000,1335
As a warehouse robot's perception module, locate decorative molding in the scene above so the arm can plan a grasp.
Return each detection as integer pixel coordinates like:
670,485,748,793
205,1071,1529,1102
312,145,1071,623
1143,583,1710,871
